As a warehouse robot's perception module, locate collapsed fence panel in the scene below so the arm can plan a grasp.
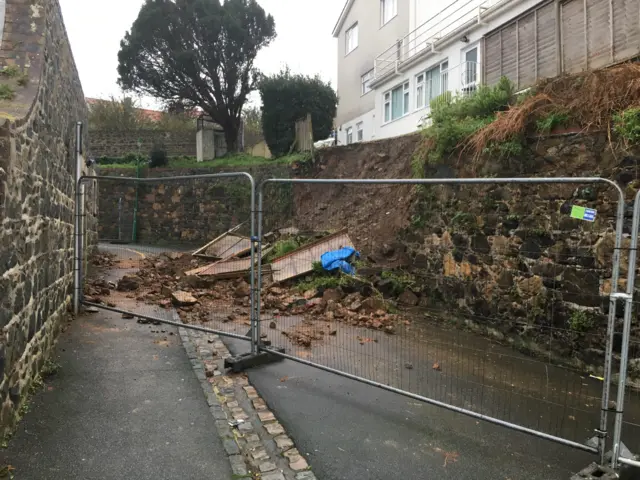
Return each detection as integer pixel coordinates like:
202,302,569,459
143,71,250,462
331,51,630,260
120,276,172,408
256,177,627,458
74,172,258,344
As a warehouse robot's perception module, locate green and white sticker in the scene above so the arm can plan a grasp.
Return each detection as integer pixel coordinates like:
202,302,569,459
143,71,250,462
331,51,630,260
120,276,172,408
570,205,597,222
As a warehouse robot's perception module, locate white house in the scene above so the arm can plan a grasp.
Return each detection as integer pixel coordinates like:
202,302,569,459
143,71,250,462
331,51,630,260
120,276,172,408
333,0,640,145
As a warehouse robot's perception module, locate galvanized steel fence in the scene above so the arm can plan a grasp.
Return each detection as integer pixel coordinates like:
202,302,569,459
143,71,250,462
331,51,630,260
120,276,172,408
255,177,627,463
73,169,640,468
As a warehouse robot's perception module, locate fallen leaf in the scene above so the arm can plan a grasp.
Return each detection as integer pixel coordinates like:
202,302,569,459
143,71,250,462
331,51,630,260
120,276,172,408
280,376,288,382
433,362,441,371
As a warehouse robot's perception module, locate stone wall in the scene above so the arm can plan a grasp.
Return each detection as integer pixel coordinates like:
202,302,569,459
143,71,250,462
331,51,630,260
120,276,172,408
89,129,196,158
0,0,94,436
285,132,640,377
97,165,291,246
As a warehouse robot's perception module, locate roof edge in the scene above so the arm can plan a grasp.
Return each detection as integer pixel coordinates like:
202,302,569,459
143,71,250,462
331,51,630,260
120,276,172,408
332,0,355,38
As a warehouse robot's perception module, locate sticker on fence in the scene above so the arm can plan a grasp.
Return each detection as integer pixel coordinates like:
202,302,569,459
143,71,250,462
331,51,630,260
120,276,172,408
570,206,597,222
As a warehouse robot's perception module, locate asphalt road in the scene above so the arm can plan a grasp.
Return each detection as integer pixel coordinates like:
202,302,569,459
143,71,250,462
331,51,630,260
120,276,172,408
1,303,232,480
224,336,639,480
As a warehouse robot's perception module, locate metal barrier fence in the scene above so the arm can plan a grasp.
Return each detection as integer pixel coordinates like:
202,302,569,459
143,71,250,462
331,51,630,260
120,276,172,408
612,188,640,470
74,172,260,349
72,170,640,466
256,177,627,460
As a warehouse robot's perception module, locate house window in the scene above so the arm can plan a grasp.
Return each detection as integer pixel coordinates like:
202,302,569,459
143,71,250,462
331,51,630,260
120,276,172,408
345,23,358,55
384,81,410,123
462,47,478,92
356,122,364,141
416,61,449,109
381,0,397,26
346,126,353,144
361,69,374,95
416,73,424,109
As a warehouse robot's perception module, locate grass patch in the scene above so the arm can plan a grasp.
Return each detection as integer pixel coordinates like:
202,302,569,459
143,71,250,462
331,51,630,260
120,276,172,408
614,107,640,146
267,238,299,261
296,272,355,292
536,111,570,133
0,84,15,101
0,65,20,78
380,270,415,296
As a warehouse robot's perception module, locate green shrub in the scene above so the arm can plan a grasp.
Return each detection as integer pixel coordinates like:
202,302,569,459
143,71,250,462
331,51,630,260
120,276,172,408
569,310,595,333
0,84,15,100
482,138,524,159
259,67,338,157
0,65,20,78
149,145,168,168
97,152,146,165
614,107,640,145
536,111,569,133
380,270,415,296
420,77,515,165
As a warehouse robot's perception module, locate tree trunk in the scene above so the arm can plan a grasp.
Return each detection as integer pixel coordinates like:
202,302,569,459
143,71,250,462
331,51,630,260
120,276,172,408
223,121,239,153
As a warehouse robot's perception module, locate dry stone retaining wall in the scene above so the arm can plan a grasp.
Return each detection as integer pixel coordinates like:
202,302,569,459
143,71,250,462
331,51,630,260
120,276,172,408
89,129,196,158
0,0,94,436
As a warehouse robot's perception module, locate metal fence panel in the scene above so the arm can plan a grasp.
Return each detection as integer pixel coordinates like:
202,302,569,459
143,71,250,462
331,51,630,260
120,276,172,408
611,187,640,469
256,177,626,458
74,173,258,345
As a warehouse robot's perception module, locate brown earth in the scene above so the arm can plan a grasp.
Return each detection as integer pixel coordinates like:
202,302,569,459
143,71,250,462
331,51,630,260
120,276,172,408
291,134,420,263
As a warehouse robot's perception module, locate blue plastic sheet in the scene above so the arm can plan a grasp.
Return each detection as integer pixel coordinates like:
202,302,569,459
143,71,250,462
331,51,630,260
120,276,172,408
321,247,360,275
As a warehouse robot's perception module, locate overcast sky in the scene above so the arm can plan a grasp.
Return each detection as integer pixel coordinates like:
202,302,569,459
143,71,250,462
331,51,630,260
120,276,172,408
59,0,344,109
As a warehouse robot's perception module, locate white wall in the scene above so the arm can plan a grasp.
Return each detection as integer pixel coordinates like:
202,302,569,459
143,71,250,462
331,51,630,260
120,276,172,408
376,0,544,140
337,108,376,145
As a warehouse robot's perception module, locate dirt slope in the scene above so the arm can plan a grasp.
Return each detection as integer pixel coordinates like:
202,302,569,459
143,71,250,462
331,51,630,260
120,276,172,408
291,134,421,261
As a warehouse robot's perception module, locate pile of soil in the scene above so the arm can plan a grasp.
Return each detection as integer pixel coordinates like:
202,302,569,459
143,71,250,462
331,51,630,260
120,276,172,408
263,285,402,347
86,252,407,348
291,134,420,263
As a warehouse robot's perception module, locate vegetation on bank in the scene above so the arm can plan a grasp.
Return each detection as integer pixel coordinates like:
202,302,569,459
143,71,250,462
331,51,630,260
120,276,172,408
95,152,310,170
412,63,640,177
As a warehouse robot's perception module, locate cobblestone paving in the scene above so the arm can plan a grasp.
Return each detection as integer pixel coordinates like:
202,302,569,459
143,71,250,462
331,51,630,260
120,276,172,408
177,316,316,480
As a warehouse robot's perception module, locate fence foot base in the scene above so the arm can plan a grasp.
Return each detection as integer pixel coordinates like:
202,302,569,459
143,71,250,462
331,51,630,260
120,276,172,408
571,462,617,479
224,347,285,373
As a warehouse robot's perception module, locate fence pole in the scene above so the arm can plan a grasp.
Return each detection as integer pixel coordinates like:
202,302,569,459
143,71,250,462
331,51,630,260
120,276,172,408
610,189,640,469
599,196,627,464
248,175,258,355
254,184,265,353
73,121,83,316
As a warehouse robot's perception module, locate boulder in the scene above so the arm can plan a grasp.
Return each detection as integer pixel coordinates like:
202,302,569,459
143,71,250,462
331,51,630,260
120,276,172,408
398,290,419,306
234,281,251,298
117,275,140,292
322,288,343,302
360,297,385,314
171,291,198,307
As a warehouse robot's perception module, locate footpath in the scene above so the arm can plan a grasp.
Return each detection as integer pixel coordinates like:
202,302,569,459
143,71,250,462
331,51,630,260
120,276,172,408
0,303,315,480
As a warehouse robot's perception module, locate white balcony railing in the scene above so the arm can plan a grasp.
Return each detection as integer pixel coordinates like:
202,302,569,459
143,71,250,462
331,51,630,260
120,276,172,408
373,0,508,80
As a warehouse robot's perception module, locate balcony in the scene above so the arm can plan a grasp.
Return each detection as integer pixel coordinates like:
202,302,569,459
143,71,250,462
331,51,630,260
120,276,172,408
373,0,510,83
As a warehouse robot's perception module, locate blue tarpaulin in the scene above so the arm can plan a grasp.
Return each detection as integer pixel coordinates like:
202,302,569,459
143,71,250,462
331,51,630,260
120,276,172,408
321,247,360,275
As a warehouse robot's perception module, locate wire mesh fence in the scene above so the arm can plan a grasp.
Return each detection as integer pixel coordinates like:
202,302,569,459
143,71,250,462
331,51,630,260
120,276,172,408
256,178,625,451
79,173,257,341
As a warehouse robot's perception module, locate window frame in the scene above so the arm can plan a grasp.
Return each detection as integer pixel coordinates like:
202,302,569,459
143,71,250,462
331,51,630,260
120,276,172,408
345,23,359,55
415,59,449,110
356,122,364,141
361,69,374,96
380,0,397,26
383,80,410,124
346,126,354,144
